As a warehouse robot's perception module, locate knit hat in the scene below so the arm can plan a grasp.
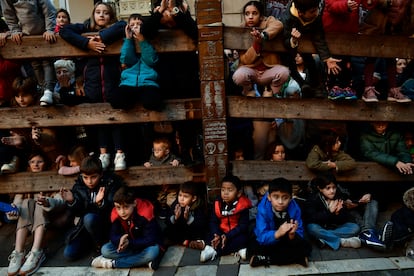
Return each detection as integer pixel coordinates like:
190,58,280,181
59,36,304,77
54,59,75,75
403,187,414,211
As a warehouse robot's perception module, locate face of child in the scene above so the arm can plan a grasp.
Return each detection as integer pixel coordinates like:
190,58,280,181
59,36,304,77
15,92,34,107
114,202,135,220
371,122,389,135
153,143,168,160
56,11,70,27
29,155,45,172
272,145,286,161
82,173,101,189
319,182,337,200
94,4,111,28
244,4,261,27
68,156,79,167
268,190,291,212
396,59,407,74
56,67,72,86
299,7,319,23
331,137,341,152
178,190,196,207
295,53,303,65
234,151,244,161
221,181,240,204
128,18,142,34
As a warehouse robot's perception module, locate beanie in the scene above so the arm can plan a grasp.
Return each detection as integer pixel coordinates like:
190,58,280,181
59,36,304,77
403,187,414,211
54,59,75,75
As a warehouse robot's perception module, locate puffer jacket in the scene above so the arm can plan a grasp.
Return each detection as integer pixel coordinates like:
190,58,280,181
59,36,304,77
306,145,357,172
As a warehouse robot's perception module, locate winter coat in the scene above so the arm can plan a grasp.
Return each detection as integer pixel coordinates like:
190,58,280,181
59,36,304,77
59,20,126,103
147,152,180,166
0,0,56,35
306,145,357,172
119,38,159,88
254,193,304,245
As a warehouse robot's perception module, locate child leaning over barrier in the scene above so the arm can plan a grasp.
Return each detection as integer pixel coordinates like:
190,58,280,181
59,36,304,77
248,177,311,267
91,186,164,270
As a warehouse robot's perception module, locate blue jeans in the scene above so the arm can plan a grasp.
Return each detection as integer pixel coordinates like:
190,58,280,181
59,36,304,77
101,242,159,268
307,222,360,250
350,200,379,233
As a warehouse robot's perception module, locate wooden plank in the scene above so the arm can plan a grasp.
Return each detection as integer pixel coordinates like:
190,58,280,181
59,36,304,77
231,160,414,182
0,99,202,129
0,166,205,194
227,96,414,122
0,29,196,59
223,26,414,59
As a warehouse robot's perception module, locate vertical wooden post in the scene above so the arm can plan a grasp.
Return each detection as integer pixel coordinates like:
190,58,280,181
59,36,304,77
195,0,228,197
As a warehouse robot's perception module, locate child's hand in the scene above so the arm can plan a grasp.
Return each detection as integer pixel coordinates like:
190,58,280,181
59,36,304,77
43,30,57,43
183,205,190,220
275,221,292,239
10,32,23,45
170,159,180,166
211,234,221,249
117,234,129,252
220,234,227,249
36,192,50,207
344,199,358,209
60,188,74,204
396,161,414,174
1,131,25,147
87,35,106,53
326,57,342,75
0,31,9,47
32,127,42,143
359,193,371,204
144,162,152,167
96,187,105,206
56,155,67,169
288,219,298,239
125,25,133,39
174,203,182,220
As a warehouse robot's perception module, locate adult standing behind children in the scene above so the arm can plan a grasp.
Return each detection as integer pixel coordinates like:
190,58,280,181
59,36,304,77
232,0,289,98
0,0,58,106
59,2,127,172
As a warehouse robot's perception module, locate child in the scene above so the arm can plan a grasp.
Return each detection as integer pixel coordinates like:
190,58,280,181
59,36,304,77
232,0,289,97
304,172,361,250
360,121,414,174
306,129,357,172
0,0,58,106
164,182,208,250
60,155,124,260
144,137,181,167
91,186,163,270
112,13,162,111
59,2,127,171
54,8,70,33
6,150,66,276
200,175,252,262
56,145,88,176
265,140,286,162
249,177,311,267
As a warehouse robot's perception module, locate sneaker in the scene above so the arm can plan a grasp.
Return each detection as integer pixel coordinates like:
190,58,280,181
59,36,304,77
19,250,46,276
328,86,345,100
237,248,247,261
249,255,271,267
340,237,361,248
99,153,110,170
148,249,164,271
316,238,326,249
298,256,309,267
406,247,414,259
362,86,380,102
381,221,394,248
39,89,54,106
114,152,126,171
91,255,113,269
1,156,19,174
387,87,411,103
7,250,24,276
200,245,217,263
359,229,386,250
343,87,358,100
189,240,205,250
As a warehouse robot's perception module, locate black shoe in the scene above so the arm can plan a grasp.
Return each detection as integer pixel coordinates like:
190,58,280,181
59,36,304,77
249,255,270,267
149,248,165,270
298,256,309,267
381,221,394,248
316,238,326,249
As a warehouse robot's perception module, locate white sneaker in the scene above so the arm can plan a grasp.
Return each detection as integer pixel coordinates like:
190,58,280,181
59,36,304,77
91,255,113,268
19,250,46,275
340,237,362,248
40,89,54,106
114,152,126,171
99,153,110,170
237,248,247,261
200,245,217,263
7,250,24,276
1,156,19,174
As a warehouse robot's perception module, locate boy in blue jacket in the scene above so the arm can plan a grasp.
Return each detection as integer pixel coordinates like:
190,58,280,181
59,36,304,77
91,186,164,270
249,177,311,267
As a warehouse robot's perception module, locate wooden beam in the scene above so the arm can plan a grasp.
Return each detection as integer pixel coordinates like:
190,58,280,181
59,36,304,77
0,29,196,59
0,99,201,129
223,26,414,59
0,166,205,194
227,96,414,122
231,160,414,182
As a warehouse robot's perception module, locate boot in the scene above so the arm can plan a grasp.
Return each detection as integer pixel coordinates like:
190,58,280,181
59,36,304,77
40,89,54,106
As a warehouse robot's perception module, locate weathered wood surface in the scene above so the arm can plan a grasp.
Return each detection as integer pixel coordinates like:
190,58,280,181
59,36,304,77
227,96,414,122
224,26,414,59
0,166,205,194
231,160,414,182
0,99,201,129
0,29,196,59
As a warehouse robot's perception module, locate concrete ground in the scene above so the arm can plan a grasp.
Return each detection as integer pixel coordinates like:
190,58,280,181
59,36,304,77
1,202,414,275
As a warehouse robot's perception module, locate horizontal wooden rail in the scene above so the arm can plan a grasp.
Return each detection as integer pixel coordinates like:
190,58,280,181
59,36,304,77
0,99,201,129
0,165,206,194
224,26,414,59
227,96,414,122
0,29,196,59
231,160,414,182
